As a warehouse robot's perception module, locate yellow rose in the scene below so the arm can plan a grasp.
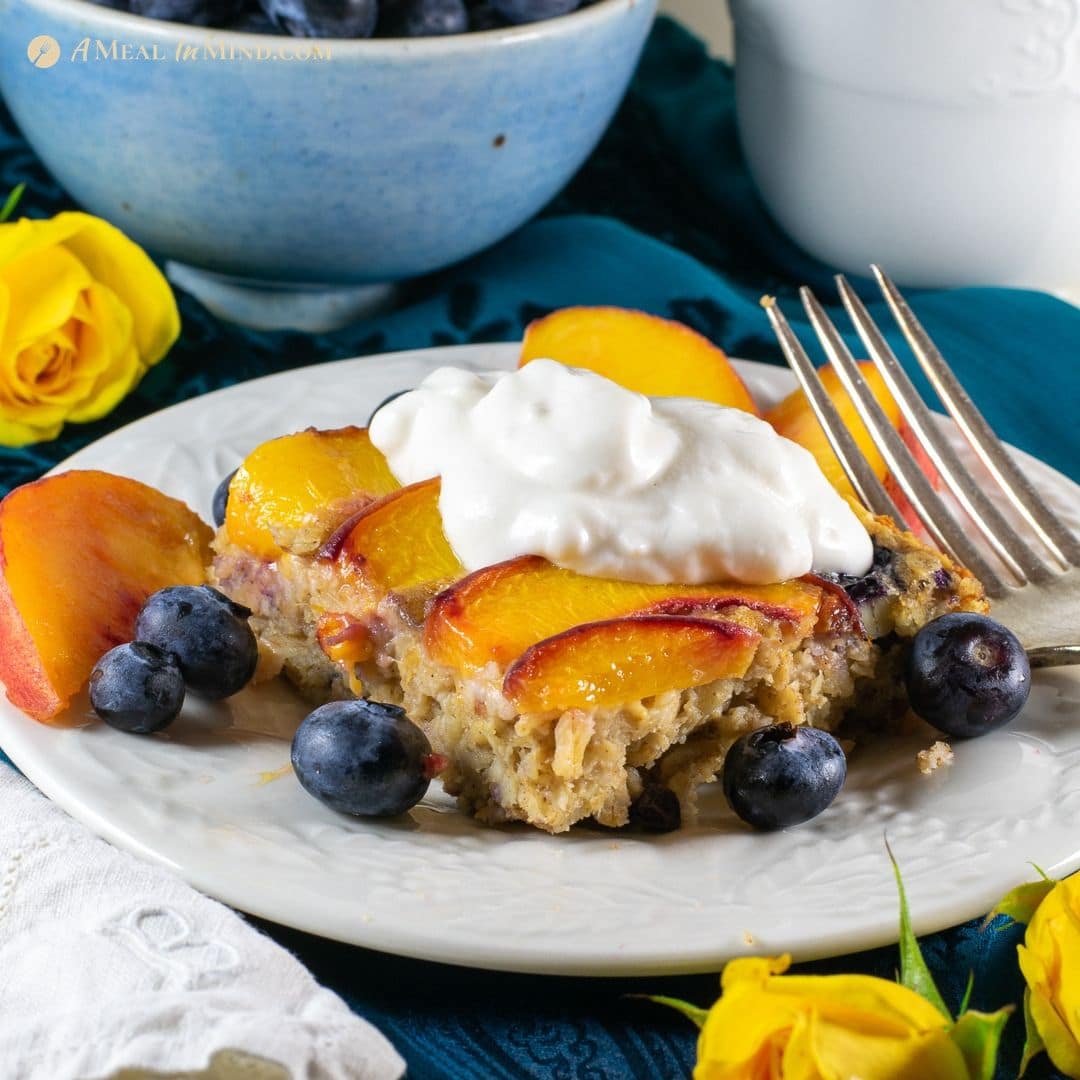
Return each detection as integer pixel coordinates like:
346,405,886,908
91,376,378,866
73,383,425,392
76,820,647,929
696,955,972,1080
1018,873,1080,1077
0,211,179,446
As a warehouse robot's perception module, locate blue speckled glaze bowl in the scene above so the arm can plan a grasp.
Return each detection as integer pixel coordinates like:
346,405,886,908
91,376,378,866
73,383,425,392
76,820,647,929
0,0,656,285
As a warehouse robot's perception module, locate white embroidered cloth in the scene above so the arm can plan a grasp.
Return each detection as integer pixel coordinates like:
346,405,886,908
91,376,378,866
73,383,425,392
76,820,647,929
0,764,405,1080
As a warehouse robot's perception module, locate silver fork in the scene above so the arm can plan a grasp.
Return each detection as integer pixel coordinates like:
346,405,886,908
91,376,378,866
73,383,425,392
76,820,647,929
763,266,1080,668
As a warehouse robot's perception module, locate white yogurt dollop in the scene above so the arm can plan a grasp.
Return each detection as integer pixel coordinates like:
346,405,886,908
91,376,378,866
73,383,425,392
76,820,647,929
368,360,872,585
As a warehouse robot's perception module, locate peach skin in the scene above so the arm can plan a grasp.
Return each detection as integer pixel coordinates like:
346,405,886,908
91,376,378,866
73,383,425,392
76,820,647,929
0,470,212,722
225,426,399,560
424,555,827,672
503,615,761,713
326,478,465,593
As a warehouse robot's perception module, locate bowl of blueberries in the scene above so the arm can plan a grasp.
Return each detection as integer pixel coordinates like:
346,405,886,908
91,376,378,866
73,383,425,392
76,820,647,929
0,0,656,307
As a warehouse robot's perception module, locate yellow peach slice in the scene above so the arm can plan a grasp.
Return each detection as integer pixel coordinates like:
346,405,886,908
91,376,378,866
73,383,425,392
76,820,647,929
764,361,902,500
765,362,942,533
503,615,761,713
424,555,828,672
225,427,399,560
0,470,212,722
325,478,464,592
520,306,760,414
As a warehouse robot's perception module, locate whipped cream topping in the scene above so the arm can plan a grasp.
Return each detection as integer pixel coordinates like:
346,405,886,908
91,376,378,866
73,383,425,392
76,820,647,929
368,360,872,586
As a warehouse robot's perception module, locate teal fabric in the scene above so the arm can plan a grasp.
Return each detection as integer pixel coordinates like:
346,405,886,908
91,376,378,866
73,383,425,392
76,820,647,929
1,16,1076,1080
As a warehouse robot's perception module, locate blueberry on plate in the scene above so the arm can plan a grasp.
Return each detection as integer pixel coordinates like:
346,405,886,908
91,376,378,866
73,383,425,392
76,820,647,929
489,0,579,24
129,0,246,25
134,585,259,700
258,0,378,37
906,612,1030,738
367,389,410,427
212,469,238,528
722,723,847,831
89,642,185,734
291,699,438,817
628,782,681,833
381,0,468,35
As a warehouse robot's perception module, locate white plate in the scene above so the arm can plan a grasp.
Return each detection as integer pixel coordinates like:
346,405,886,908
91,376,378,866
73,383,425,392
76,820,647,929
1,345,1078,977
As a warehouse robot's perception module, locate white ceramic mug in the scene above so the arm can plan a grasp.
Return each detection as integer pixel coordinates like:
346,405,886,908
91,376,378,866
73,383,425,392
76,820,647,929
729,0,1080,289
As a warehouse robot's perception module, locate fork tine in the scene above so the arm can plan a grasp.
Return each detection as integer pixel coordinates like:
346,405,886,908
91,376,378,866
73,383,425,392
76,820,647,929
761,297,905,521
834,275,1053,586
872,265,1080,570
799,287,1009,597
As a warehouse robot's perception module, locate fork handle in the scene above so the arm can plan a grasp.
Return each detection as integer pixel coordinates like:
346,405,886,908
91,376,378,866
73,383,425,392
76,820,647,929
1027,645,1080,669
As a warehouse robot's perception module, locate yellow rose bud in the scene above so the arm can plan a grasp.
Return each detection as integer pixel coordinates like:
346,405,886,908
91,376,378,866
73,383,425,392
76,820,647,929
0,211,179,446
696,955,972,1080
1018,874,1080,1077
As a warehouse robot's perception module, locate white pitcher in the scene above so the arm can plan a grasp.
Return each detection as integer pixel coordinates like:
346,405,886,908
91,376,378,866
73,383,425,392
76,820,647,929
729,0,1080,289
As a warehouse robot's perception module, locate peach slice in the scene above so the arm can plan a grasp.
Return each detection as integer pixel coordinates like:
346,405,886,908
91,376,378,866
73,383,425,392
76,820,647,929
503,615,760,713
765,361,902,500
315,613,372,696
326,478,464,592
765,362,941,531
424,556,826,672
0,470,212,722
520,306,760,414
225,427,399,560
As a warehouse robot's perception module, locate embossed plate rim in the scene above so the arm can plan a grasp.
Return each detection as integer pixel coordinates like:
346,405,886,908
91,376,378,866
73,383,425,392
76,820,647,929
0,343,1078,976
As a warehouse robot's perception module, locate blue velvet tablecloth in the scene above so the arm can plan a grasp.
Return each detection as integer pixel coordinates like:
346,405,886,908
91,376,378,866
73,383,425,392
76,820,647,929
2,17,1078,1080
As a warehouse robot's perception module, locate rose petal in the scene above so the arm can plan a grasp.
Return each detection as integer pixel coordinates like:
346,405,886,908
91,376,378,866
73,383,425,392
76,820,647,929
1020,877,1080,1077
0,409,63,447
0,245,90,357
0,278,9,346
696,956,968,1080
52,212,179,366
64,283,142,424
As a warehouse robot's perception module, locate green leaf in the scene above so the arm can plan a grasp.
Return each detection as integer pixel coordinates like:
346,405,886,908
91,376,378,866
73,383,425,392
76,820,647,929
984,880,1055,930
950,1007,1012,1080
0,183,26,224
958,971,975,1017
633,994,709,1029
1019,988,1046,1076
887,839,951,1021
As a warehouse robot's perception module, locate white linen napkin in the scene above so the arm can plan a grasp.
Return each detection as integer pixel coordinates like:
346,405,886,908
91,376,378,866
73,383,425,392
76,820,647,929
0,764,405,1080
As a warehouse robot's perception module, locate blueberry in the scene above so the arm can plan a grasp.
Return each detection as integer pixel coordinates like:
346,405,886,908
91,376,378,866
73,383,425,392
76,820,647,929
722,723,847,831
819,544,894,593
134,585,259,700
489,0,579,24
818,545,899,639
227,9,288,30
257,0,378,37
381,0,468,34
90,642,185,734
466,1,507,29
291,699,436,816
906,612,1030,738
129,0,246,25
628,783,681,833
367,389,410,426
212,469,237,528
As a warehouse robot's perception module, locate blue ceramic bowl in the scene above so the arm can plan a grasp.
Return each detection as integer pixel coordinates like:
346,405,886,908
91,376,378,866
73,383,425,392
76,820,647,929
0,0,656,285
